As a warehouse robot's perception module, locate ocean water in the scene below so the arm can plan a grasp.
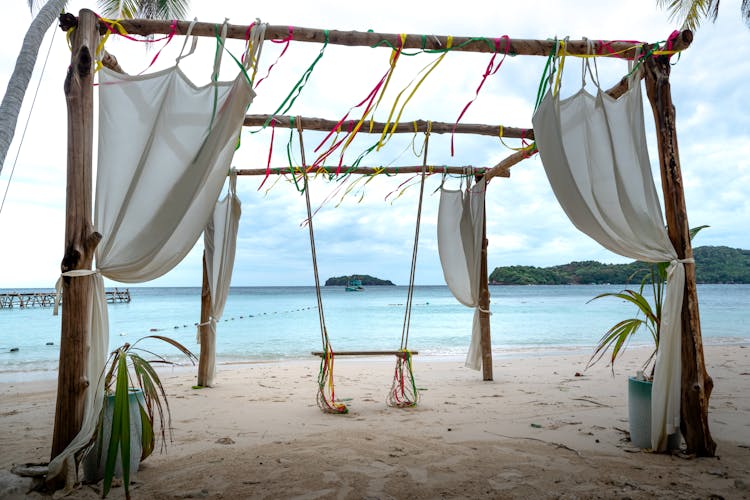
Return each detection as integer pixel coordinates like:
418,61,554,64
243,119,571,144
1,284,748,381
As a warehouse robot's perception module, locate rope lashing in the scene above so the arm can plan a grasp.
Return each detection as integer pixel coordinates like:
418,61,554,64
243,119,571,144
297,117,347,414
387,131,429,409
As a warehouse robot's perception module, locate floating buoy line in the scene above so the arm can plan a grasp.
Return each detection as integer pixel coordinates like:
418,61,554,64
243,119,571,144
137,305,319,335
2,306,320,352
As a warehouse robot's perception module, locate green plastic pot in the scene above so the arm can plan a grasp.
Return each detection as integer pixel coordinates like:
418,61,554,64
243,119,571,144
83,388,145,483
628,377,681,450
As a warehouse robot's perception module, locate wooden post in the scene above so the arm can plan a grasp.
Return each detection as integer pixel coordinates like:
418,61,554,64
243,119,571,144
478,188,493,381
197,251,213,387
643,42,716,457
51,10,101,459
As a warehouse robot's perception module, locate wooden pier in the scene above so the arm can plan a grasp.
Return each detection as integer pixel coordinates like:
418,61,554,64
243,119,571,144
0,288,131,309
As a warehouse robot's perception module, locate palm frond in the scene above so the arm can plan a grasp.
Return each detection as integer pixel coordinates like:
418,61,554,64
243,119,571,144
97,0,190,20
657,0,715,30
743,0,750,26
103,354,131,498
97,0,138,18
131,354,170,447
138,404,155,460
690,224,710,240
134,335,199,363
587,318,646,374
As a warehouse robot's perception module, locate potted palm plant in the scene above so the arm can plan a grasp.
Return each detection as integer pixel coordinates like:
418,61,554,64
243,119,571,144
83,335,197,498
587,262,673,448
587,226,707,449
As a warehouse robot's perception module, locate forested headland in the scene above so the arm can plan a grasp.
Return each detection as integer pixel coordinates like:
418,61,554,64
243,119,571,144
489,246,750,285
325,275,396,286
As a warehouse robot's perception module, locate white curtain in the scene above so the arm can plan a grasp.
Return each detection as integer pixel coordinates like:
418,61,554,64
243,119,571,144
532,71,686,451
437,178,486,370
199,170,241,387
48,22,265,484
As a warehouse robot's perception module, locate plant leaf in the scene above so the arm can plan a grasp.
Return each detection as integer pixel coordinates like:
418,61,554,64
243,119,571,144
132,335,198,364
139,403,155,460
103,353,131,498
689,224,709,241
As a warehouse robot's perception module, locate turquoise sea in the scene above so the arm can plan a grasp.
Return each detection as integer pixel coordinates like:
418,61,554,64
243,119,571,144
1,284,748,382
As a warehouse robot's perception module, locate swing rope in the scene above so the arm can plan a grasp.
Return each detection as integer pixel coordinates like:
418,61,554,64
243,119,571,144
386,126,430,408
297,117,348,414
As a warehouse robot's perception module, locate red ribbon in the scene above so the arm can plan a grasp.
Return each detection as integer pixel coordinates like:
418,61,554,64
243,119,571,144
254,26,294,88
451,36,509,156
258,118,277,190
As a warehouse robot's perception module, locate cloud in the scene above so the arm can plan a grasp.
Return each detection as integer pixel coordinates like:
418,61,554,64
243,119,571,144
1,0,748,287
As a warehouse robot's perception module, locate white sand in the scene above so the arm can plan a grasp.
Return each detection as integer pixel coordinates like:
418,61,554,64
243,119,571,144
2,345,749,499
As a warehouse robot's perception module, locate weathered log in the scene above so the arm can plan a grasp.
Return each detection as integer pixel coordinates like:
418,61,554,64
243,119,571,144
109,19,691,59
478,199,493,381
196,251,213,387
643,40,715,457
100,50,124,73
235,165,492,177
244,115,533,140
52,9,100,459
485,148,532,180
605,31,693,100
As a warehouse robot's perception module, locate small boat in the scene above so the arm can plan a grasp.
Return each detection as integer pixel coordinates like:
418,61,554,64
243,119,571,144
345,279,364,292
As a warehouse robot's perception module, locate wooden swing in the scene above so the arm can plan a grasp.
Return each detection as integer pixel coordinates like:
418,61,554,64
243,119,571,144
296,119,426,413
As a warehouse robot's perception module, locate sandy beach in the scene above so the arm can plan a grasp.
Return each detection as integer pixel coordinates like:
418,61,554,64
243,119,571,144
1,345,749,499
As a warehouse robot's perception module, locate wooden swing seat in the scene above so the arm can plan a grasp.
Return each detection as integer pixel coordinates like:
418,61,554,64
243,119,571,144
311,350,418,357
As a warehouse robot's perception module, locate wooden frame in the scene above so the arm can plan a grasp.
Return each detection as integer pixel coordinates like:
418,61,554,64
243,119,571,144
56,11,714,461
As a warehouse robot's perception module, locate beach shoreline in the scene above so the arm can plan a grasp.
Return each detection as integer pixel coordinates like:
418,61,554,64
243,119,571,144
2,345,749,498
2,337,748,384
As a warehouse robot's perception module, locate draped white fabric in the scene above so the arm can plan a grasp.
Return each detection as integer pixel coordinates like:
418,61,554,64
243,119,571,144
94,67,252,281
532,75,683,451
48,22,264,483
48,270,109,486
200,171,241,387
437,178,486,370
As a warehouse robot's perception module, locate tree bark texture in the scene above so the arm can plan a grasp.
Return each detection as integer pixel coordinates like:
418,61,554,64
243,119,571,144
244,114,533,140
478,200,493,381
235,165,499,177
643,53,716,457
113,20,690,59
0,0,67,175
197,251,213,387
51,9,100,459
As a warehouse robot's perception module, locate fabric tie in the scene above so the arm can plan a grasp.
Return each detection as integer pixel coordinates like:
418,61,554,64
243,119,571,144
195,317,216,343
672,257,695,265
53,269,99,316
667,257,695,277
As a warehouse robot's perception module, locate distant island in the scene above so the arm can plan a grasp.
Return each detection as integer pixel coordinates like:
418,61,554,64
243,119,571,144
325,275,396,286
489,246,750,285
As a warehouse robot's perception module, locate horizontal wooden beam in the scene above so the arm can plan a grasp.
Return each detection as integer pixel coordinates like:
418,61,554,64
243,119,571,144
235,165,507,177
485,148,534,181
101,19,692,59
244,114,532,139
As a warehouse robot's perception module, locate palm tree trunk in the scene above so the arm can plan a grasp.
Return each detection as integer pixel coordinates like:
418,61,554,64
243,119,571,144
0,0,66,175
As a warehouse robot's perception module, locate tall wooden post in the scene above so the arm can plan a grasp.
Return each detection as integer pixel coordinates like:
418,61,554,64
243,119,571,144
197,251,213,387
478,195,493,381
643,37,716,457
51,10,101,458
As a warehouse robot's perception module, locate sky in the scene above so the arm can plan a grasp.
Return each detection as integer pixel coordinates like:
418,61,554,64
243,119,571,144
0,0,748,288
